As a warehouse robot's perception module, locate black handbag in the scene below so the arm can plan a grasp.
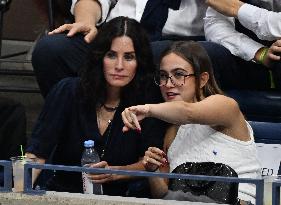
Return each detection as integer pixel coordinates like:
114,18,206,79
169,162,239,204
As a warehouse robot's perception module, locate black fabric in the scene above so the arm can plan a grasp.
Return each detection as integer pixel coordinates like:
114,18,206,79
169,162,239,204
140,0,181,41
26,77,166,196
0,98,26,187
0,98,26,160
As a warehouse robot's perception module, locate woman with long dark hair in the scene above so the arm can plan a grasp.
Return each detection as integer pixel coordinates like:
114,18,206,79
25,16,166,196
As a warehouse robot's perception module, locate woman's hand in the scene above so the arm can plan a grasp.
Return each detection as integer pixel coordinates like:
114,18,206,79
142,147,168,172
87,161,114,184
48,22,98,43
121,104,150,132
263,40,281,67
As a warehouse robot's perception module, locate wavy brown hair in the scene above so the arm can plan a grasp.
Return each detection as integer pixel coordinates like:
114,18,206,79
159,41,223,101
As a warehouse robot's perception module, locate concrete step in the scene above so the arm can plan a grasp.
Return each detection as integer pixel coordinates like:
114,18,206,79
0,40,43,138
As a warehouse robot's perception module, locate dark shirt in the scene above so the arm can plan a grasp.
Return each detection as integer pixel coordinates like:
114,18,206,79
26,77,166,195
140,0,181,41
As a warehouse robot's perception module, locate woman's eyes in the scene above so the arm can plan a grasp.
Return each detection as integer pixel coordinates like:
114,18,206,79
105,52,116,59
173,71,187,78
124,53,136,61
105,52,135,61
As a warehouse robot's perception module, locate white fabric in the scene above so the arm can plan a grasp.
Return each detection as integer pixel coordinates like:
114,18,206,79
238,3,281,41
71,0,207,37
204,1,281,61
204,8,263,61
167,122,261,204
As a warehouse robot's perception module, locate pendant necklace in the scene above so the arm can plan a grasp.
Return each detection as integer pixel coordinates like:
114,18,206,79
97,110,114,159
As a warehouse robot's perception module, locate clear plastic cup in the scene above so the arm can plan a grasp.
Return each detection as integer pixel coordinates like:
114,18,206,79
263,175,281,205
10,156,34,192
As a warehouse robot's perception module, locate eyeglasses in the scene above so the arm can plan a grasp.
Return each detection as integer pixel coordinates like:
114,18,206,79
154,70,195,87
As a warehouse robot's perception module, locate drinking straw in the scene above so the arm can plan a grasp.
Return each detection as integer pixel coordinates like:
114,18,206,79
20,145,24,159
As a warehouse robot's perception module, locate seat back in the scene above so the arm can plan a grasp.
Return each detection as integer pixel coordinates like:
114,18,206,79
249,121,281,176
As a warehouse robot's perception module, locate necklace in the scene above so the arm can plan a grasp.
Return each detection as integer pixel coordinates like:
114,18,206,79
96,110,114,159
100,121,113,159
102,104,119,112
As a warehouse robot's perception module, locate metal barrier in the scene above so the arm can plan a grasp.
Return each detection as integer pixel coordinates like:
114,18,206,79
0,160,12,192
272,180,281,205
0,160,266,204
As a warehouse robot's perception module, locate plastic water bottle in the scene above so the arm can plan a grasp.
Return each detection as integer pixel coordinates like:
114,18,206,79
81,140,103,194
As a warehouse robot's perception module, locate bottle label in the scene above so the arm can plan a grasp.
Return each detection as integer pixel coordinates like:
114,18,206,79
82,165,103,195
82,171,93,194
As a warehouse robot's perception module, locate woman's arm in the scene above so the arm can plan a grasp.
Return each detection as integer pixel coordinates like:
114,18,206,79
147,95,240,127
25,153,46,186
149,168,169,198
26,78,75,178
142,125,177,199
87,159,145,183
123,95,240,128
122,95,249,141
141,146,169,198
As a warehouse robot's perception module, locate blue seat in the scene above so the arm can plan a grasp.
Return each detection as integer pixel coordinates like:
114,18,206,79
249,121,281,144
227,90,281,123
249,121,281,175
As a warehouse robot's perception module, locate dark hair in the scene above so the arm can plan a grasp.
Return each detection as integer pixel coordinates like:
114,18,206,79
79,16,155,108
160,41,223,101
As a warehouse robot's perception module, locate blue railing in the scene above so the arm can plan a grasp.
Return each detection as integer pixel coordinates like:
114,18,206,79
0,160,277,205
272,180,281,205
0,160,12,192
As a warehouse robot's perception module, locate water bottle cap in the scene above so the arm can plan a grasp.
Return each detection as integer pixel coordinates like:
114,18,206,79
84,140,94,148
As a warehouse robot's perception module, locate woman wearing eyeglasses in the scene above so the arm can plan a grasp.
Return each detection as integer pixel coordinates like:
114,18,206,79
122,41,261,204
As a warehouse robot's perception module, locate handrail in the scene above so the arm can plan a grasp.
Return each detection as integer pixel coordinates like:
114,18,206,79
0,160,266,204
0,160,12,192
272,180,281,205
24,163,264,205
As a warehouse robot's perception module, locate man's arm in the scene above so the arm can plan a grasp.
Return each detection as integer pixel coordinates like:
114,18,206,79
49,0,105,43
237,4,281,41
204,7,264,61
206,0,244,17
74,0,101,27
206,0,281,40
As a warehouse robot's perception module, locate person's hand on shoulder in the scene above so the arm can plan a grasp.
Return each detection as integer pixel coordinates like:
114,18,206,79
48,22,98,43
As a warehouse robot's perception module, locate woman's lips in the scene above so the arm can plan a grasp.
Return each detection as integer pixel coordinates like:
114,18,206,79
166,92,179,100
111,74,127,79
